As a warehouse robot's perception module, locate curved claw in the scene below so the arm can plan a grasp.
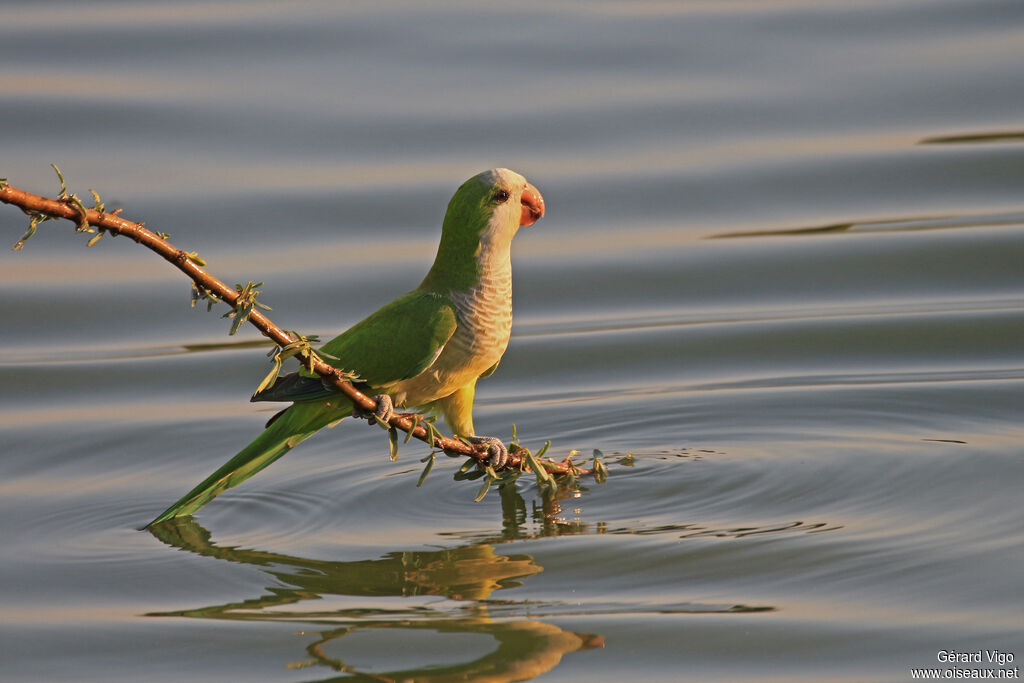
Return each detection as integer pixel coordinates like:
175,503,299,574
465,435,509,470
353,394,394,427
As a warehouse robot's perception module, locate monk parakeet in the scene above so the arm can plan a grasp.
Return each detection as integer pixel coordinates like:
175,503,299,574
147,168,544,526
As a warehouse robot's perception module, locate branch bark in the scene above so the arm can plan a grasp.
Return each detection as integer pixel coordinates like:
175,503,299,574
1,180,590,477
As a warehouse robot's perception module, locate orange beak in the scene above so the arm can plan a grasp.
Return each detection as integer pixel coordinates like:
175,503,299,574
519,182,545,227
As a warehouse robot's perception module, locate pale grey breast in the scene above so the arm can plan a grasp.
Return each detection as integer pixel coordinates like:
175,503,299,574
447,265,513,368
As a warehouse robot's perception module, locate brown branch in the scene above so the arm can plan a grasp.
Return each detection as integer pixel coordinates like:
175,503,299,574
0,180,590,477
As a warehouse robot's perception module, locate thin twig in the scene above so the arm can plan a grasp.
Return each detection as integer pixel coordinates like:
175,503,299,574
0,180,589,476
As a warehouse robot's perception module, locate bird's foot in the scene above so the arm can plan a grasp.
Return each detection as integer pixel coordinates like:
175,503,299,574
353,394,395,428
465,435,509,470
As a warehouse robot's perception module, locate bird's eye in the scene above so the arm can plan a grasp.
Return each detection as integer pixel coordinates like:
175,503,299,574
492,189,510,203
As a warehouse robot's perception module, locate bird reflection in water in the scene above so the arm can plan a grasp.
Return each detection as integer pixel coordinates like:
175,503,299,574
146,484,603,681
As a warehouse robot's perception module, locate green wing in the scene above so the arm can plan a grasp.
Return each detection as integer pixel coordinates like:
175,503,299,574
252,290,458,403
317,290,457,389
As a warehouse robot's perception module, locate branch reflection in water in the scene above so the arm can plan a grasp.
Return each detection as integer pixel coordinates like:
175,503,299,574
146,485,604,681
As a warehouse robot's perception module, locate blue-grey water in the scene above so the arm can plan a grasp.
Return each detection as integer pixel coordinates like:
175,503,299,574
2,2,1023,681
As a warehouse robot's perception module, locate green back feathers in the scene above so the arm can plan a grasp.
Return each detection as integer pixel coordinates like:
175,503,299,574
317,291,457,390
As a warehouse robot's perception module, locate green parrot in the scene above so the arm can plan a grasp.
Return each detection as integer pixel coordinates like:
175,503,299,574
147,168,545,526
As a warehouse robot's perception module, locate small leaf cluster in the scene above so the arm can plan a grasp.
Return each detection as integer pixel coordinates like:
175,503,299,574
410,416,450,482
190,283,221,312
182,251,206,266
11,164,111,250
254,332,348,396
420,425,611,502
224,281,271,335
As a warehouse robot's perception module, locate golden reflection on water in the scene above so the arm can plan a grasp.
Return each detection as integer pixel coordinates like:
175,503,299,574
146,503,603,682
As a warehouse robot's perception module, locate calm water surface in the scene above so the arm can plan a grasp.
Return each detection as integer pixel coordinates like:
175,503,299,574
2,2,1023,681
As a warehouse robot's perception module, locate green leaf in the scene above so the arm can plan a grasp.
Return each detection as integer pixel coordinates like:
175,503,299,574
11,215,41,251
86,231,103,247
253,356,284,395
67,194,91,232
88,189,104,214
388,428,399,461
416,454,435,487
525,449,551,486
454,457,485,481
190,283,220,311
404,415,421,444
473,476,493,502
51,163,68,198
535,440,551,459
228,305,249,335
426,422,445,450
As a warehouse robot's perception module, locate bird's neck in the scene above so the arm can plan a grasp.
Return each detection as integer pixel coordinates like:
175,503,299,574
446,241,514,357
420,230,514,349
419,225,513,297
452,242,512,311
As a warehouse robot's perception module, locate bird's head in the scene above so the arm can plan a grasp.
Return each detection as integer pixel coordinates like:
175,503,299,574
445,167,545,246
422,168,544,291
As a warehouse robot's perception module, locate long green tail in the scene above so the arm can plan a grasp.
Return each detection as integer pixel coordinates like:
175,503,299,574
146,402,350,527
